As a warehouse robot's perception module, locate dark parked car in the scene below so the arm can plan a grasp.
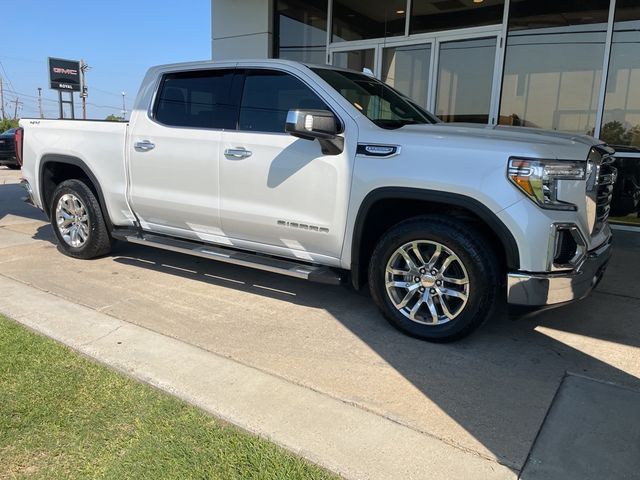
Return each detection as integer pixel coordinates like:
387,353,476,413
0,128,20,169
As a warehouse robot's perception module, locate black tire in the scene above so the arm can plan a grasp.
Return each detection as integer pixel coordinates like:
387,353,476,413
50,179,112,259
368,215,500,342
7,164,21,170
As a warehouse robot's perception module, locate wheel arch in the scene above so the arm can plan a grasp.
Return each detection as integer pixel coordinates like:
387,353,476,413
39,154,113,231
350,187,520,289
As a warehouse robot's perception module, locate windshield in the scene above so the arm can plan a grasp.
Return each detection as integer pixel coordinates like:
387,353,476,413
311,68,438,129
2,128,16,135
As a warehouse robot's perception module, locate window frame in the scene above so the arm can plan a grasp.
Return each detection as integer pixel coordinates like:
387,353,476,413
150,67,242,131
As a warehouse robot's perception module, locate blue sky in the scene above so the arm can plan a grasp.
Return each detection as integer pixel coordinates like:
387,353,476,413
1,1,211,119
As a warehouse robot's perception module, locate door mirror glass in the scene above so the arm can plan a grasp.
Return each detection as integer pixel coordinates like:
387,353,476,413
285,109,339,140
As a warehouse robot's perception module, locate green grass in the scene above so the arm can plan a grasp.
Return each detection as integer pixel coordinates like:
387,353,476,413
0,315,338,480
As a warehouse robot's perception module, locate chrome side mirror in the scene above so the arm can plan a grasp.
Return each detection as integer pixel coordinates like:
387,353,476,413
285,109,344,155
285,109,338,141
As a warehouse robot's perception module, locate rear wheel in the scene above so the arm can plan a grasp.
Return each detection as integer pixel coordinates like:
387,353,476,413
368,216,499,342
7,164,20,170
50,179,112,259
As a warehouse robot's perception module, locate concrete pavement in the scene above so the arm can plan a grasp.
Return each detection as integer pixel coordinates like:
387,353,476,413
0,274,514,480
1,166,639,478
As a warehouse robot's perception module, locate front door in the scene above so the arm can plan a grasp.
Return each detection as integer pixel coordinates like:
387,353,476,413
128,67,239,241
219,68,355,261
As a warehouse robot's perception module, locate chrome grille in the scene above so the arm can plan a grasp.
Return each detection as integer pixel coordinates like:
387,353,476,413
586,145,617,236
595,164,615,231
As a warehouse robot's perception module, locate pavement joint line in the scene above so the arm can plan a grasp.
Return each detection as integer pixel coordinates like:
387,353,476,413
0,272,517,479
564,370,640,395
516,370,568,480
593,289,640,301
79,324,123,347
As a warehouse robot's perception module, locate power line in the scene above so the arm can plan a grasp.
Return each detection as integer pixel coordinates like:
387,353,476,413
4,87,122,110
91,86,126,97
0,61,16,93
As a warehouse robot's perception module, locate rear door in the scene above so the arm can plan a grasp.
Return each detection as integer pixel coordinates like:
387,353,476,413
128,67,240,241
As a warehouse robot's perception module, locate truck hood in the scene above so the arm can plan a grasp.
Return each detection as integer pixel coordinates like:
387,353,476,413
390,122,602,160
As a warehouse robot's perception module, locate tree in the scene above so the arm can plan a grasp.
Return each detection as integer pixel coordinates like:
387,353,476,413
599,121,627,145
623,125,640,148
105,114,124,122
0,118,19,132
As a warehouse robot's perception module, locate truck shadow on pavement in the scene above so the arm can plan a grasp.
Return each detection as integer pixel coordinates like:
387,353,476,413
66,230,639,472
0,183,48,224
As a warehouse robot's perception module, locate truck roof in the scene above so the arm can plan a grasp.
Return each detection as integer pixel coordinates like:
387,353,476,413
147,58,354,74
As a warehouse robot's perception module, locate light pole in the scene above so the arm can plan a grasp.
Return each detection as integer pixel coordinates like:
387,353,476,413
37,87,44,118
80,60,90,120
121,91,126,119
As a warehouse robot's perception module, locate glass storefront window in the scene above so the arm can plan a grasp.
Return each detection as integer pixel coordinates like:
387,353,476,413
604,0,640,226
275,0,328,64
381,44,431,110
499,0,610,134
332,49,375,72
602,0,640,148
436,37,496,124
500,30,605,132
332,0,407,42
410,0,504,35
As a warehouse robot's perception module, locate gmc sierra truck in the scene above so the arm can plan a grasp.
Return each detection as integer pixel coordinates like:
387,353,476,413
18,59,616,341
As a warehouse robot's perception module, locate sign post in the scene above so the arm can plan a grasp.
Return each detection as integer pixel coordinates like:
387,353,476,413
48,57,81,119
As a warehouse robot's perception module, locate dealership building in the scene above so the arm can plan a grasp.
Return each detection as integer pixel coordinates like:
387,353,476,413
211,0,640,224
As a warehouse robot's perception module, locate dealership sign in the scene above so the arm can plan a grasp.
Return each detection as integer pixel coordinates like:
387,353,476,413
48,57,81,91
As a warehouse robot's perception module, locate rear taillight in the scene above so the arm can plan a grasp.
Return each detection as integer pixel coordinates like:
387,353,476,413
14,127,24,166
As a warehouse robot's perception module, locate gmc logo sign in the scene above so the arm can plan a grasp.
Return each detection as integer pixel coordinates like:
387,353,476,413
53,67,78,75
48,57,82,92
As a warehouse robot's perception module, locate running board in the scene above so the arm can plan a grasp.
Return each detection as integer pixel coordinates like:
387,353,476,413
112,230,342,285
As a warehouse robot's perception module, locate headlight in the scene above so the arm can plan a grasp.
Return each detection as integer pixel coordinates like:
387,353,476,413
507,158,587,211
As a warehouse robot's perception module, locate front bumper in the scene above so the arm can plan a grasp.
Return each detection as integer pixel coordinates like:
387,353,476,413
507,236,612,306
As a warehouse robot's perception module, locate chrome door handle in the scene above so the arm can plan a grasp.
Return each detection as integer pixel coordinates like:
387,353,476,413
134,140,155,151
224,148,252,159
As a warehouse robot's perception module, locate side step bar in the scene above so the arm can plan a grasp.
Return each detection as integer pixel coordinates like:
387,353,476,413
111,229,343,286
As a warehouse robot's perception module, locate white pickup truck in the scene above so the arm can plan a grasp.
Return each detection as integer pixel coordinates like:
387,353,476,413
18,59,616,341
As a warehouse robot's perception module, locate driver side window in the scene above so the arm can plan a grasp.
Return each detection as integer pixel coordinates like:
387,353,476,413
239,70,329,133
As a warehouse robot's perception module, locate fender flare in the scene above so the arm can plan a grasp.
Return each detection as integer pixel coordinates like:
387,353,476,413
350,187,520,288
39,154,113,231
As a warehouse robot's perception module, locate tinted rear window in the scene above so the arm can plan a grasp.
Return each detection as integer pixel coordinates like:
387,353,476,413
155,69,237,129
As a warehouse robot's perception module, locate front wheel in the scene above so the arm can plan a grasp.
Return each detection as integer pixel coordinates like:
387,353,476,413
368,216,500,342
50,179,112,259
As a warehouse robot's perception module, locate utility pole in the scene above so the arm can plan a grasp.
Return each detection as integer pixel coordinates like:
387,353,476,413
0,78,5,120
121,91,126,119
80,59,90,120
37,88,44,118
10,97,23,120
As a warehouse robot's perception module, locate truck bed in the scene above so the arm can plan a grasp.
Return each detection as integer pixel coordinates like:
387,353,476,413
19,118,135,226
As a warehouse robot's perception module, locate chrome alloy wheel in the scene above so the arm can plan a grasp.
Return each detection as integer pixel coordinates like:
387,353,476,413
385,240,470,325
55,193,90,248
